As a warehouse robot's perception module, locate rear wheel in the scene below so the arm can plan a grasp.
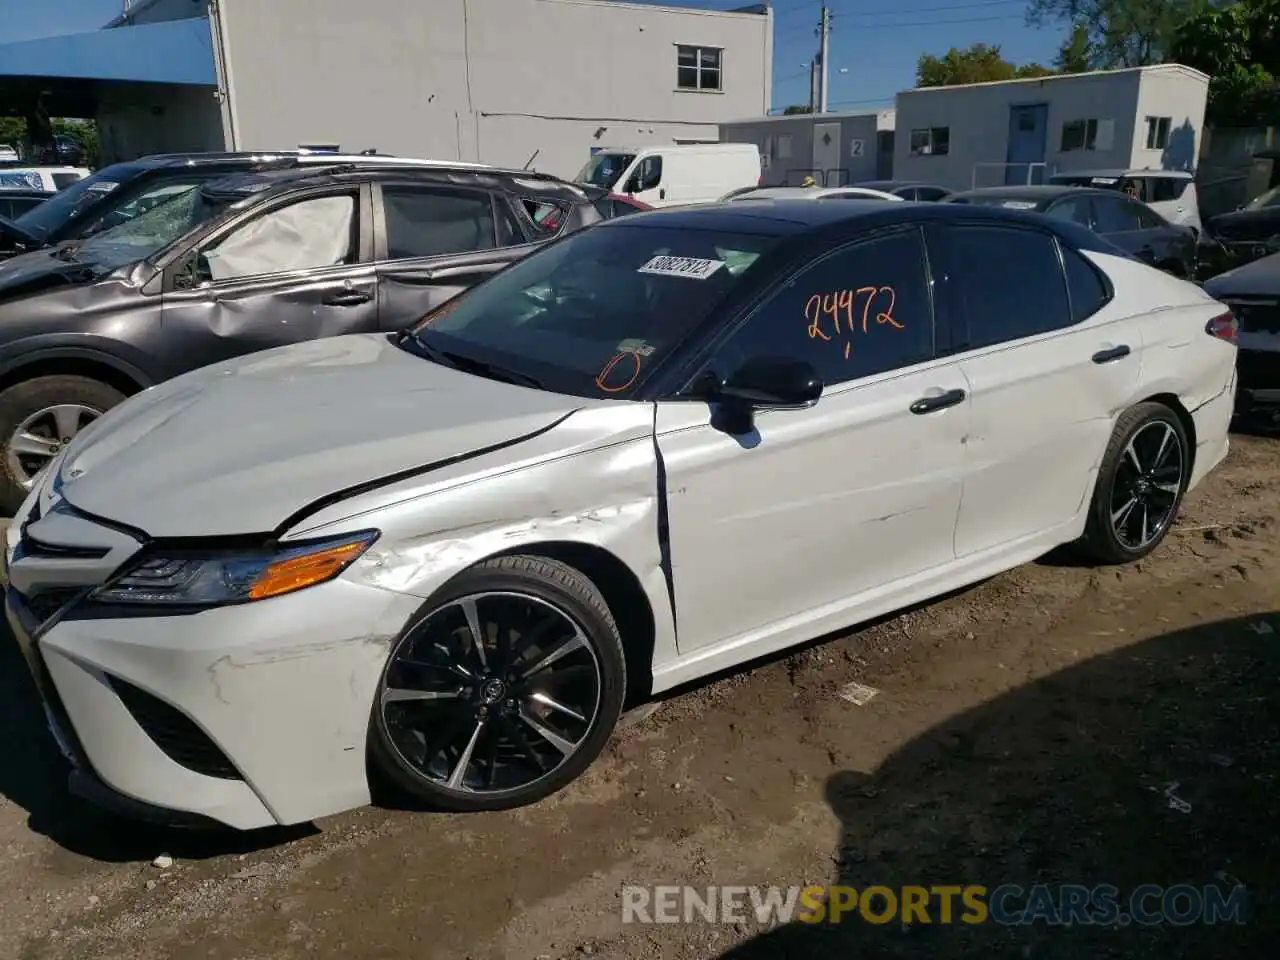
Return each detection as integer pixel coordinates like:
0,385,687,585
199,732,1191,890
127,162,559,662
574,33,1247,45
1081,402,1188,564
0,375,126,513
370,555,626,812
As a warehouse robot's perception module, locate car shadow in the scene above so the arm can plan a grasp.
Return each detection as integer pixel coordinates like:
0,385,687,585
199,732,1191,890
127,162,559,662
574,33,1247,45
715,611,1278,957
0,617,316,862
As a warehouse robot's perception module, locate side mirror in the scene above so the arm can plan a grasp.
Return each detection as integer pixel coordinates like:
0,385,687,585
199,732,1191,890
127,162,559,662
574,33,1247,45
624,177,640,195
711,356,823,434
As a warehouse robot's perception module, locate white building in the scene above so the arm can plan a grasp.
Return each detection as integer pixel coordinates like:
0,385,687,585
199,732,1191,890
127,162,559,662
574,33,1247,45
0,0,773,179
719,109,896,186
891,63,1209,191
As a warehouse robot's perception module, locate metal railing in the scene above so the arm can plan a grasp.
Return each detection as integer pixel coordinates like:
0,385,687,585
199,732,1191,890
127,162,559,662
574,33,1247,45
971,161,1053,189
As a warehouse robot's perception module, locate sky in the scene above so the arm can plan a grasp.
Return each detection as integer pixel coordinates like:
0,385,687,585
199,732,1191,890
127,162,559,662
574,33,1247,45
0,0,1069,112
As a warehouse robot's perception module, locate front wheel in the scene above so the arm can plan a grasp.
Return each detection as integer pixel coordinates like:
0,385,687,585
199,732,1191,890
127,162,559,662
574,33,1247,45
370,554,627,812
1081,402,1189,564
0,375,126,513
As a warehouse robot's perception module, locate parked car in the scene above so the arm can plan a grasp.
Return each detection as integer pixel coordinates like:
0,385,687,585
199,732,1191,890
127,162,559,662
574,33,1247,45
723,185,904,203
851,179,953,201
0,166,89,193
575,143,761,207
0,162,608,509
0,144,18,162
0,198,1235,829
947,186,1198,278
1203,184,1280,273
1202,250,1280,422
1048,169,1202,234
0,188,53,220
0,151,495,262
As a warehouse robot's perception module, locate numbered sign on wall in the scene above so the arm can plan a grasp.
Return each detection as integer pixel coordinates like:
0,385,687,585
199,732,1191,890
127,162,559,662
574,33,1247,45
850,139,865,158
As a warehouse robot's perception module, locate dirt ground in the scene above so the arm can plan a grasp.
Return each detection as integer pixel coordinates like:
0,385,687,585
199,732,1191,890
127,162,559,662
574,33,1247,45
3,431,1280,960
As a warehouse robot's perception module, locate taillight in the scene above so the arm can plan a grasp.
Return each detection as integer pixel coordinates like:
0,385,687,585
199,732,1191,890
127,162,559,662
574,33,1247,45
1206,311,1238,344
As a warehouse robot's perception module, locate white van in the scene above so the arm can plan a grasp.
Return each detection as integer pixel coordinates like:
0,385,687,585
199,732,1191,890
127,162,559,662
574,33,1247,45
575,143,761,207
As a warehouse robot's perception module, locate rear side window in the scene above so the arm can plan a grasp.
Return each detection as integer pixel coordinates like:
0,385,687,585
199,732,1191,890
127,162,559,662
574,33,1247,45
522,198,569,237
1062,247,1109,322
944,225,1071,350
382,186,496,259
915,187,950,201
52,173,83,190
1092,196,1142,234
1044,196,1093,228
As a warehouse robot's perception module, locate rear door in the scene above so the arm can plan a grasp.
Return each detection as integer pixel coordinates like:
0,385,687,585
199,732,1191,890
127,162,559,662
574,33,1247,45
158,183,378,377
373,182,538,328
934,220,1143,556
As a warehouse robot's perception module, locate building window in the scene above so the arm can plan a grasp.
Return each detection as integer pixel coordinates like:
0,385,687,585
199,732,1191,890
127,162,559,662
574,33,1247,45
677,45,722,91
909,127,949,157
1061,118,1099,152
1145,115,1172,150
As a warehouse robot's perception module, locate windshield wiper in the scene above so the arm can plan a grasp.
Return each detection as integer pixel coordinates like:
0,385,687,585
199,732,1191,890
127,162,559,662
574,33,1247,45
400,333,546,389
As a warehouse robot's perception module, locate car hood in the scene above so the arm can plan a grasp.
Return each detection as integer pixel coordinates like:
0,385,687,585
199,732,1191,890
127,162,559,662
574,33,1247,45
0,245,99,301
57,334,594,537
1203,251,1280,299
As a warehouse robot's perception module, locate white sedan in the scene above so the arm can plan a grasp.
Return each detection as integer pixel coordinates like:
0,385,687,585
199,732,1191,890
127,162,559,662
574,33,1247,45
2,198,1236,829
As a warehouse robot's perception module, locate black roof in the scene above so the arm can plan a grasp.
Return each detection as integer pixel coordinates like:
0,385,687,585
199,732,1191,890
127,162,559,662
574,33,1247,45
853,179,948,191
946,184,1117,208
601,197,1129,256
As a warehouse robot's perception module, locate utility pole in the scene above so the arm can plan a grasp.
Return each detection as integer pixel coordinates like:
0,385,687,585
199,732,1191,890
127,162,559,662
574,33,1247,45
817,5,831,114
808,57,817,112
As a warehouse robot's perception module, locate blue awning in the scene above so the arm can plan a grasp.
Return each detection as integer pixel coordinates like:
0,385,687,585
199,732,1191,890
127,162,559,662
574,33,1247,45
0,18,216,86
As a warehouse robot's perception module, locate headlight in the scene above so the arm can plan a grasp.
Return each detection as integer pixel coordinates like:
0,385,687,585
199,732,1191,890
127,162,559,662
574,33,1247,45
91,530,379,606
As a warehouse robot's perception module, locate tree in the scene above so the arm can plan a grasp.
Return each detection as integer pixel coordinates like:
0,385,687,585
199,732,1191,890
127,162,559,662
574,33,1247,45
1056,23,1093,72
1027,0,1207,68
782,105,813,115
1171,0,1280,126
916,43,1055,87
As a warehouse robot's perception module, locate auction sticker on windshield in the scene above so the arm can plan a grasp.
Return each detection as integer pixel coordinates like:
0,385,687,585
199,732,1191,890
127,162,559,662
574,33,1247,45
638,255,725,279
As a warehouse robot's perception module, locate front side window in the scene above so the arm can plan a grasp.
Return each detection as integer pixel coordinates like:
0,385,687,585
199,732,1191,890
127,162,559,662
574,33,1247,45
943,224,1071,350
705,228,934,388
909,127,950,157
382,186,496,259
1147,177,1185,203
186,193,356,285
1092,196,1142,234
404,224,779,398
1061,119,1099,152
575,153,636,189
677,45,722,91
630,156,663,192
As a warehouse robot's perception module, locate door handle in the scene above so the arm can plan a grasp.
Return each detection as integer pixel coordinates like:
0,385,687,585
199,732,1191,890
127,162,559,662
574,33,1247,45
323,290,372,307
909,388,965,415
1092,344,1131,364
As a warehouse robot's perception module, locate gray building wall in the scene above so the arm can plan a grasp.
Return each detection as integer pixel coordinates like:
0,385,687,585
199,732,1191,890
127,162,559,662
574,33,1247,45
1130,67,1207,172
720,109,893,186
892,65,1207,191
214,0,771,178
97,83,225,161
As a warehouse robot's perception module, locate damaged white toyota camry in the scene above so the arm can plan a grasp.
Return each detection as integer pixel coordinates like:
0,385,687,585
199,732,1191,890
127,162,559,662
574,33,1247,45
3,199,1237,829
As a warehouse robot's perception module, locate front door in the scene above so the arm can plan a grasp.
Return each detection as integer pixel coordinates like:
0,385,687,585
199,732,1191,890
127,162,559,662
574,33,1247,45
159,186,380,379
812,122,841,185
1005,104,1049,185
934,220,1143,556
655,226,969,654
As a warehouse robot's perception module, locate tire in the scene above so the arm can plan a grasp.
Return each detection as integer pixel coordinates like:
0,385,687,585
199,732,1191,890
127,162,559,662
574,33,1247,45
370,554,627,812
0,375,126,514
1080,401,1189,565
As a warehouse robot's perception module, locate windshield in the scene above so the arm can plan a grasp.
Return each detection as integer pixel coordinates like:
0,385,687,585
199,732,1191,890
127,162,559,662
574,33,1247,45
12,165,136,239
575,153,636,188
70,186,229,270
1245,186,1280,210
402,223,779,398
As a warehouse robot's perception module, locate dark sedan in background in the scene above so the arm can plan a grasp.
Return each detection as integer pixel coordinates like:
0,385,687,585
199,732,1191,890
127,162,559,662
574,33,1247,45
1203,251,1280,422
1206,184,1280,272
0,162,609,509
947,185,1198,278
851,179,953,201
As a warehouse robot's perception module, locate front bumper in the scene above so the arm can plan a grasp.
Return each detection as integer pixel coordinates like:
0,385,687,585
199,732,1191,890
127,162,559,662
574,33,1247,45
2,504,422,830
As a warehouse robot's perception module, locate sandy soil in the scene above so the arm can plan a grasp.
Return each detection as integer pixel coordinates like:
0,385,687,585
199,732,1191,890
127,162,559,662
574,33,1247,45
3,432,1279,960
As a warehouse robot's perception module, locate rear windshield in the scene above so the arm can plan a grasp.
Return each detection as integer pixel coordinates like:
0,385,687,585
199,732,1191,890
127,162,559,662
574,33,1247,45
405,223,779,398
575,153,635,189
13,164,141,239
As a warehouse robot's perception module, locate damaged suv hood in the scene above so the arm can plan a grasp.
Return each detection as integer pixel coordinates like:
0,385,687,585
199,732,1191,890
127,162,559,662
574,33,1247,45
57,333,591,537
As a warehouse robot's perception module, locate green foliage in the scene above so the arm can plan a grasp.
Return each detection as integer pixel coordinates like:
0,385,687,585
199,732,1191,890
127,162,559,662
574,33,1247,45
0,116,98,166
916,43,1056,87
782,105,814,115
1171,0,1280,126
1056,23,1094,72
1027,0,1208,68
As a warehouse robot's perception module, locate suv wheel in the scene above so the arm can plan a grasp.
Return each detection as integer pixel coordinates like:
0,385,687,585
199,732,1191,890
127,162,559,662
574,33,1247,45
0,376,126,513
